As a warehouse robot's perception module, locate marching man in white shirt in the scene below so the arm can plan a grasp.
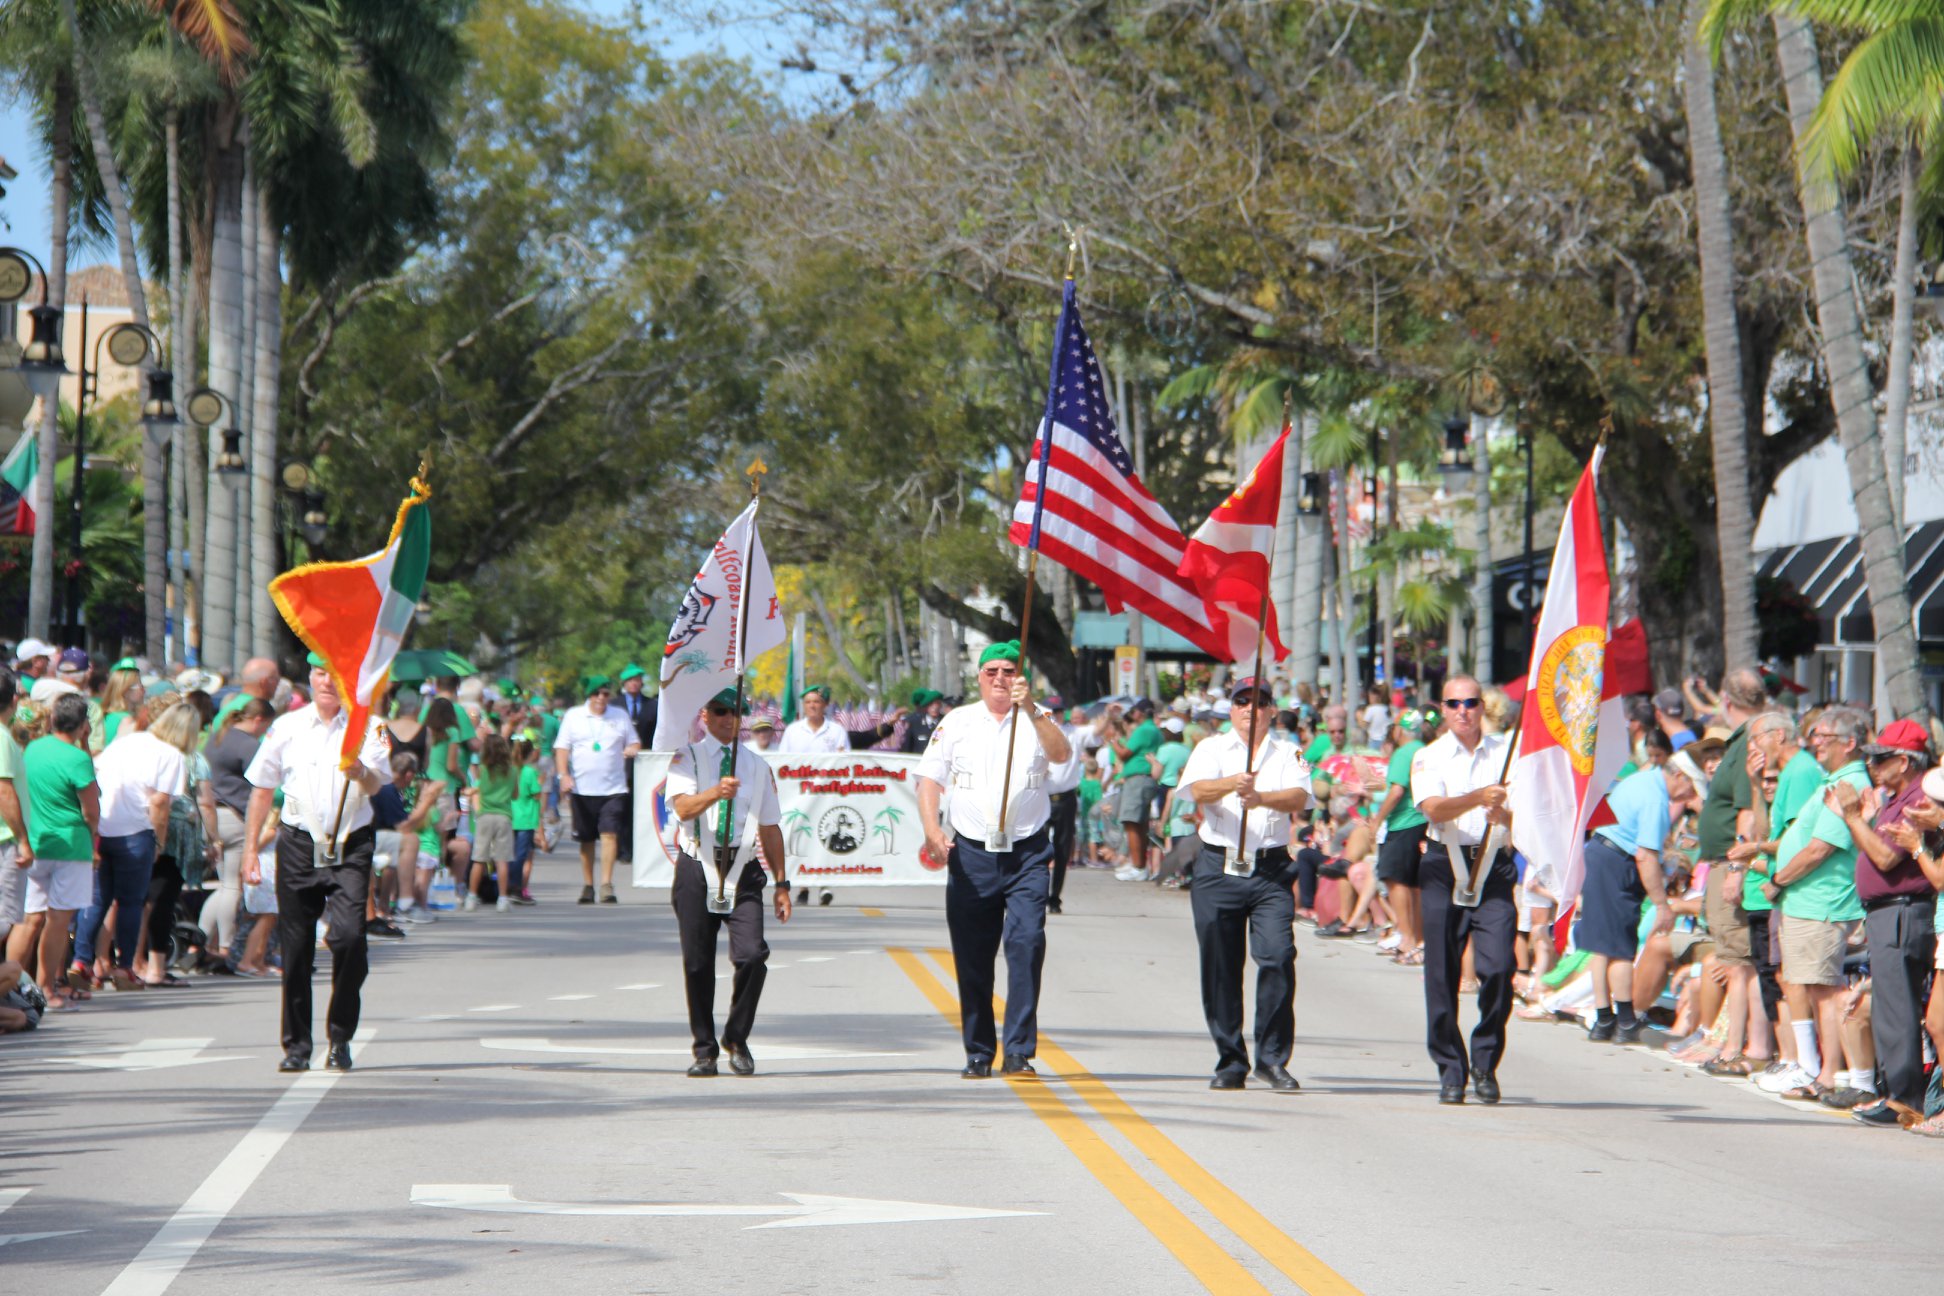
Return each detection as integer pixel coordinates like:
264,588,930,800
1409,674,1517,1106
243,653,391,1073
553,675,640,905
916,641,1071,1079
1178,676,1313,1092
664,688,792,1077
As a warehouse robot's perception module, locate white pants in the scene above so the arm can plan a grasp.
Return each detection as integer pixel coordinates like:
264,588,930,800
200,806,248,952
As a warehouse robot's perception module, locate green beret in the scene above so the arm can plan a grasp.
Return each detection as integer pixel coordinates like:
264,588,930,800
801,683,831,700
709,687,750,715
581,673,612,695
912,688,943,708
618,663,647,683
978,640,1022,667
306,651,327,669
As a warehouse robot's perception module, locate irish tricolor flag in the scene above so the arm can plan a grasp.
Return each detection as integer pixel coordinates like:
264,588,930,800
269,472,431,768
0,431,37,535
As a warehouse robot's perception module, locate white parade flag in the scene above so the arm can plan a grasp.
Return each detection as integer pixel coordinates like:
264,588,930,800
651,501,785,749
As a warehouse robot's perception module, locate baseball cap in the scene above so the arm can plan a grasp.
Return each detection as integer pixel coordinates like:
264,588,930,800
1228,675,1273,703
1653,688,1685,719
57,647,89,674
750,717,775,732
1161,716,1185,734
1864,718,1930,759
12,637,52,665
175,668,223,694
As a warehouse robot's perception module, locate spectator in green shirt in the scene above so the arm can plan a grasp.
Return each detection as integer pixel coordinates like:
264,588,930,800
1765,707,1871,1099
20,694,100,1010
1107,700,1164,880
467,733,519,912
1303,705,1346,766
1372,708,1436,959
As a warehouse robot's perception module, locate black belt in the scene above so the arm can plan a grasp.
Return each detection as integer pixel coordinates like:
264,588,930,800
1198,843,1292,868
1864,893,1933,913
1049,789,1078,802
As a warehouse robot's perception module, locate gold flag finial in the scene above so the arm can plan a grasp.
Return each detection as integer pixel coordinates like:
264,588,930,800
746,457,767,496
1062,223,1082,279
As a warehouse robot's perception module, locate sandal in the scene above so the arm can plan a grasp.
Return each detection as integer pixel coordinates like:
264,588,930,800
1702,1056,1755,1077
1781,1080,1830,1102
65,964,100,993
141,972,192,988
108,968,146,991
1394,947,1425,967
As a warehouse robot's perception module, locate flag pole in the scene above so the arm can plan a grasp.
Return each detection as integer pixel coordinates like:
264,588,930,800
993,229,1080,845
1233,393,1287,871
716,458,766,904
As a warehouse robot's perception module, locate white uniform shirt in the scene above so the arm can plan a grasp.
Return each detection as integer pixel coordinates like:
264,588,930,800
1046,722,1087,794
1178,729,1314,853
553,704,636,796
665,734,782,870
778,717,851,754
1409,730,1510,848
916,702,1055,840
245,704,393,833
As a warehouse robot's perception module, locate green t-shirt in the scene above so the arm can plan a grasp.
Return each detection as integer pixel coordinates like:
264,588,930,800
1155,739,1191,788
1746,748,1824,913
1120,719,1162,780
0,725,25,845
474,765,516,818
421,698,478,745
1303,733,1335,766
24,734,96,861
538,709,561,751
424,733,462,790
1080,776,1102,813
1165,782,1198,837
1774,759,1868,924
1695,724,1752,858
512,765,542,831
1385,739,1427,832
102,709,129,746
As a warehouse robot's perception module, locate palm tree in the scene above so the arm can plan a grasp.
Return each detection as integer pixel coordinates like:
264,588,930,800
1683,0,1761,669
31,75,74,642
1306,412,1369,700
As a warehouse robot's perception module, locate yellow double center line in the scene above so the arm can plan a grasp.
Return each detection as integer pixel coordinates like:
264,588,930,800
887,946,1360,1296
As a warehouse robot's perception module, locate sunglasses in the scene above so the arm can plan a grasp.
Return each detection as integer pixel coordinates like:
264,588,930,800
705,704,736,716
1443,697,1483,710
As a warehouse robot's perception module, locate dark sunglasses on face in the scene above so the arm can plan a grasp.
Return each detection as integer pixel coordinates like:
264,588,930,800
1444,697,1483,710
705,704,735,716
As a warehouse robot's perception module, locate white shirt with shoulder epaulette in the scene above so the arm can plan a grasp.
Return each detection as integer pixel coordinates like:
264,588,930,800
1177,729,1313,852
245,704,393,832
915,702,1054,841
664,734,781,870
1409,730,1510,848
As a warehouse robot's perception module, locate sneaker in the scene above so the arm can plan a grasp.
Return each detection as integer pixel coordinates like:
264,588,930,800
1350,926,1383,945
1757,1062,1815,1094
462,893,479,912
1376,932,1402,953
365,918,406,940
1908,1111,1944,1137
511,895,537,907
600,885,618,904
496,897,511,913
400,908,436,925
578,885,596,905
1114,866,1142,881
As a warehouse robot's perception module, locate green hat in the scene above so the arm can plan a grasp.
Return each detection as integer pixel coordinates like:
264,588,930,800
306,651,327,669
581,673,612,696
708,687,750,716
618,663,647,683
496,676,519,695
800,683,831,700
912,688,943,708
978,640,1022,667
529,693,547,706
111,656,139,672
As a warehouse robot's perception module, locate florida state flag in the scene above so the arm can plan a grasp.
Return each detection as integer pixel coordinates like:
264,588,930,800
1507,446,1635,910
1178,426,1291,664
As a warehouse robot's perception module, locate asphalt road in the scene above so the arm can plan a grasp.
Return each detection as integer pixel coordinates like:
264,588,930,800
3,850,1935,1295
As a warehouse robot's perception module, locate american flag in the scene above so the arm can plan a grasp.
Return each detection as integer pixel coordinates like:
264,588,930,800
1009,281,1226,659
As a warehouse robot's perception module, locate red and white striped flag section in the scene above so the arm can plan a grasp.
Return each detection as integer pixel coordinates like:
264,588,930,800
1009,280,1227,660
1507,446,1637,910
1178,425,1291,663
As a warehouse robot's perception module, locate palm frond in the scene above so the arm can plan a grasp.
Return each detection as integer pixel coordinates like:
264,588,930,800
1306,411,1369,470
1157,363,1219,409
1699,0,1793,61
1804,18,1944,175
149,0,251,85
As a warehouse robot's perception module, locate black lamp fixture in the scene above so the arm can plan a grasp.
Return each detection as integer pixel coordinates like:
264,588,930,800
298,488,327,547
185,387,246,485
1297,471,1323,517
140,369,177,450
1438,415,1474,474
0,247,69,404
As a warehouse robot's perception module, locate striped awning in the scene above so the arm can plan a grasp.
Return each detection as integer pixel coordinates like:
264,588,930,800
1755,522,1944,645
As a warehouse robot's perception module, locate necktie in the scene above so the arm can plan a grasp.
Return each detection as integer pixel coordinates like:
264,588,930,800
715,744,737,853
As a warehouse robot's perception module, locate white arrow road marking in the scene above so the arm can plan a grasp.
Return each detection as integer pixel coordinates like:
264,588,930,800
479,1037,908,1060
546,994,594,1002
62,1038,250,1072
467,1004,520,1013
613,982,661,991
411,1184,1044,1230
797,956,832,964
0,1188,83,1247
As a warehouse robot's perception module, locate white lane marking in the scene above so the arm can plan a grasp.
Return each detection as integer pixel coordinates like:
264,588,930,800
101,1027,375,1296
614,983,662,991
478,1037,907,1060
412,1183,1043,1229
61,1038,251,1073
768,963,790,970
467,1005,520,1013
546,995,595,1002
797,956,832,964
413,1014,457,1023
0,1188,83,1247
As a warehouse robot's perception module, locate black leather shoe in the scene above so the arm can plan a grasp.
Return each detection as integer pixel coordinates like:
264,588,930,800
1047,897,1063,915
1853,1100,1904,1127
1586,1017,1616,1042
1001,1054,1036,1077
278,1053,309,1073
1210,1071,1246,1090
687,1058,718,1077
1473,1074,1500,1105
1253,1063,1302,1093
960,1059,993,1079
725,1043,755,1076
325,1044,352,1071
1438,1082,1466,1105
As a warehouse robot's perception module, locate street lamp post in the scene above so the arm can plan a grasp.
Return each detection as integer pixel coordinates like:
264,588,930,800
66,309,169,643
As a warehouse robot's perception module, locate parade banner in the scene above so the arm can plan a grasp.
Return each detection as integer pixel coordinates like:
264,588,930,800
630,751,943,888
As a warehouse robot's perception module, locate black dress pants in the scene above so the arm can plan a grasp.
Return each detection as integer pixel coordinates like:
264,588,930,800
1865,897,1937,1109
275,824,374,1059
670,854,769,1060
946,828,1052,1062
1048,791,1078,903
1189,845,1297,1077
1420,843,1517,1087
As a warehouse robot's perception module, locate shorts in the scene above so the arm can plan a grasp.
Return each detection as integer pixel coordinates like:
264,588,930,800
0,842,21,927
474,813,514,862
570,793,628,843
25,858,92,913
374,831,404,873
1375,823,1428,886
1702,862,1754,966
513,828,536,870
1780,915,1856,987
1117,775,1158,827
1578,836,1648,960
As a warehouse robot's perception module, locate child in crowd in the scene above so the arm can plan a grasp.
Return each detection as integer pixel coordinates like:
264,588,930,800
467,733,518,912
509,738,548,904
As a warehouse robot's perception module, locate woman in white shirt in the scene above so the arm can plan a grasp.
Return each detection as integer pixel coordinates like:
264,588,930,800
74,698,192,990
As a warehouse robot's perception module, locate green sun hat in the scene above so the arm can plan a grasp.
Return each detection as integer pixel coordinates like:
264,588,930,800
618,663,648,684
